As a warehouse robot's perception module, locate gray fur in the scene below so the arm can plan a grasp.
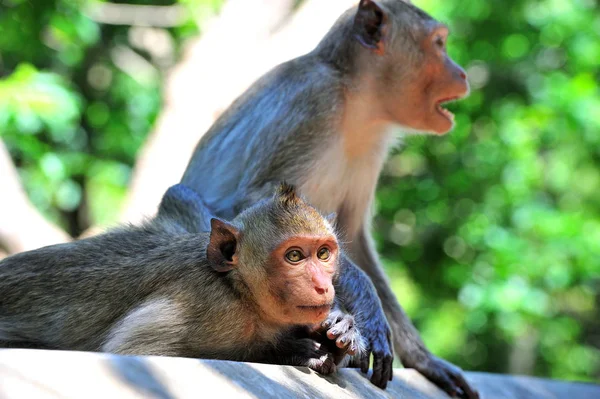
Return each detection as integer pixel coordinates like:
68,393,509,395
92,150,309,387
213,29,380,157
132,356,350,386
180,1,477,397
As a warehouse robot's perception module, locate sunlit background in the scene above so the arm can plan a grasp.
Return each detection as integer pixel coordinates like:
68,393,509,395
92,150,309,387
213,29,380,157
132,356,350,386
0,0,598,382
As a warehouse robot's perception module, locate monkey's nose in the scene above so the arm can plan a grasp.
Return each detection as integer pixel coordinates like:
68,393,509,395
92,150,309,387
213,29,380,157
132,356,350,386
315,286,328,295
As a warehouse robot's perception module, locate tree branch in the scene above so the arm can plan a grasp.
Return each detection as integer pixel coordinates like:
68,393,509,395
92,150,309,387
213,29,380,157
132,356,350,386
84,3,186,28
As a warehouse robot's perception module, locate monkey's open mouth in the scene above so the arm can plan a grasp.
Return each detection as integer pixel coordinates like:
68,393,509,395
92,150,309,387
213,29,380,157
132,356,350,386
435,96,460,121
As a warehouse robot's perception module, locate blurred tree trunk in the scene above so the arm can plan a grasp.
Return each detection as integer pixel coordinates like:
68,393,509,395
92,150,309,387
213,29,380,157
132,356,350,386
0,141,71,257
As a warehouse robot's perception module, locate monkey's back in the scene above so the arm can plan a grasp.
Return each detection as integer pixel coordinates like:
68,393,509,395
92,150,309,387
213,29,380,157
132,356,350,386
0,223,218,351
181,55,345,219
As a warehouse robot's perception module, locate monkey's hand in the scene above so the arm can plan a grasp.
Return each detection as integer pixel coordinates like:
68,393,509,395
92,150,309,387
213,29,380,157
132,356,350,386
334,256,394,389
403,353,479,399
266,335,338,375
296,338,338,375
351,311,394,390
315,309,363,364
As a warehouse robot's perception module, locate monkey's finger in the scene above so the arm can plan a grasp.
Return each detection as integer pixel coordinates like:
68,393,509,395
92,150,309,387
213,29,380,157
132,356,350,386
323,320,340,333
311,341,323,351
429,369,461,398
327,316,354,339
370,355,387,390
340,315,354,329
384,354,394,382
332,348,350,365
360,351,370,374
427,357,479,399
321,320,333,330
335,336,348,349
307,353,337,375
347,356,358,368
321,318,335,330
321,310,344,330
372,350,393,389
347,338,359,356
335,330,357,350
451,372,479,399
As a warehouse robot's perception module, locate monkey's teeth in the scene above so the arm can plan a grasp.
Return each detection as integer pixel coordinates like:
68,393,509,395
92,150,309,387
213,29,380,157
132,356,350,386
436,104,455,120
443,108,455,120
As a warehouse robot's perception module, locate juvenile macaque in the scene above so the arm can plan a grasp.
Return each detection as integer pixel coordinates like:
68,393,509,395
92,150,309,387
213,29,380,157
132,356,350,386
161,182,394,387
0,184,363,376
181,0,476,397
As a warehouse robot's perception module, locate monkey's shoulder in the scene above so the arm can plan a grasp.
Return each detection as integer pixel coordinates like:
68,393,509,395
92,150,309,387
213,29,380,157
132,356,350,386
251,54,343,96
206,55,344,139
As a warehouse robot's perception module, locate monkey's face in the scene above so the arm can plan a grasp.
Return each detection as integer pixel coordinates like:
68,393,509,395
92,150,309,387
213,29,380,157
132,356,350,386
380,23,470,135
257,235,339,326
232,183,340,326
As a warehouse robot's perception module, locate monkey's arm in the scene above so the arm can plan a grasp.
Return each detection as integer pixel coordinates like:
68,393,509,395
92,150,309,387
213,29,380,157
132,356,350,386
335,256,393,389
350,227,478,399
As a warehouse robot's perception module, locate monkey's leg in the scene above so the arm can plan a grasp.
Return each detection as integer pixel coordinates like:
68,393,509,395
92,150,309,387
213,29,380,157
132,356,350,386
102,297,189,357
349,228,479,399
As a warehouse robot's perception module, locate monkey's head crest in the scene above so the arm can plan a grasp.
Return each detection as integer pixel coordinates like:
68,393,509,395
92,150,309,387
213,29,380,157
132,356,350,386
275,182,303,207
234,182,336,247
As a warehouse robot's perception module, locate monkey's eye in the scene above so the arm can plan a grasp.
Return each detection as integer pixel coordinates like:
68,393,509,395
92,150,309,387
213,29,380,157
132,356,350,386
285,249,305,263
317,247,331,261
435,36,445,48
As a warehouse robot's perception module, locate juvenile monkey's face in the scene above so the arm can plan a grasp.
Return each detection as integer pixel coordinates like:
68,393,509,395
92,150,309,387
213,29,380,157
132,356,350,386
260,235,339,326
382,22,470,135
233,183,340,326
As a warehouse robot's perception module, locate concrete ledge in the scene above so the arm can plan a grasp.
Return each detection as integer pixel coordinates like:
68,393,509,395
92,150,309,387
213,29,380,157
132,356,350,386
0,349,598,398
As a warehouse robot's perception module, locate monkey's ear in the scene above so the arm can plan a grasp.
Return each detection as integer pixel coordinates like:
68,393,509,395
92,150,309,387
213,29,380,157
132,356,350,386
354,0,386,53
207,218,240,272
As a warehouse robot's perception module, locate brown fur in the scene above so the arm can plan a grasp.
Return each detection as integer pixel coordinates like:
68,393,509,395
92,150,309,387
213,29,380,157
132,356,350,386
0,184,359,375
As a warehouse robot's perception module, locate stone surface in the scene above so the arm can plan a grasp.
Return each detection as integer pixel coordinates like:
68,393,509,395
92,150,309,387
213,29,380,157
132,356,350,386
0,349,599,398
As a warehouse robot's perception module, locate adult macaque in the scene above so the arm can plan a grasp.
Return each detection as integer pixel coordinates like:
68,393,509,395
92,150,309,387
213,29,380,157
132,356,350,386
181,1,476,397
0,184,365,377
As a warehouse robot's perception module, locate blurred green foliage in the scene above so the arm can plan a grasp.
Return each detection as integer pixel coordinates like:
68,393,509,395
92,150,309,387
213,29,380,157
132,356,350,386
0,0,220,230
0,0,598,382
376,0,600,382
